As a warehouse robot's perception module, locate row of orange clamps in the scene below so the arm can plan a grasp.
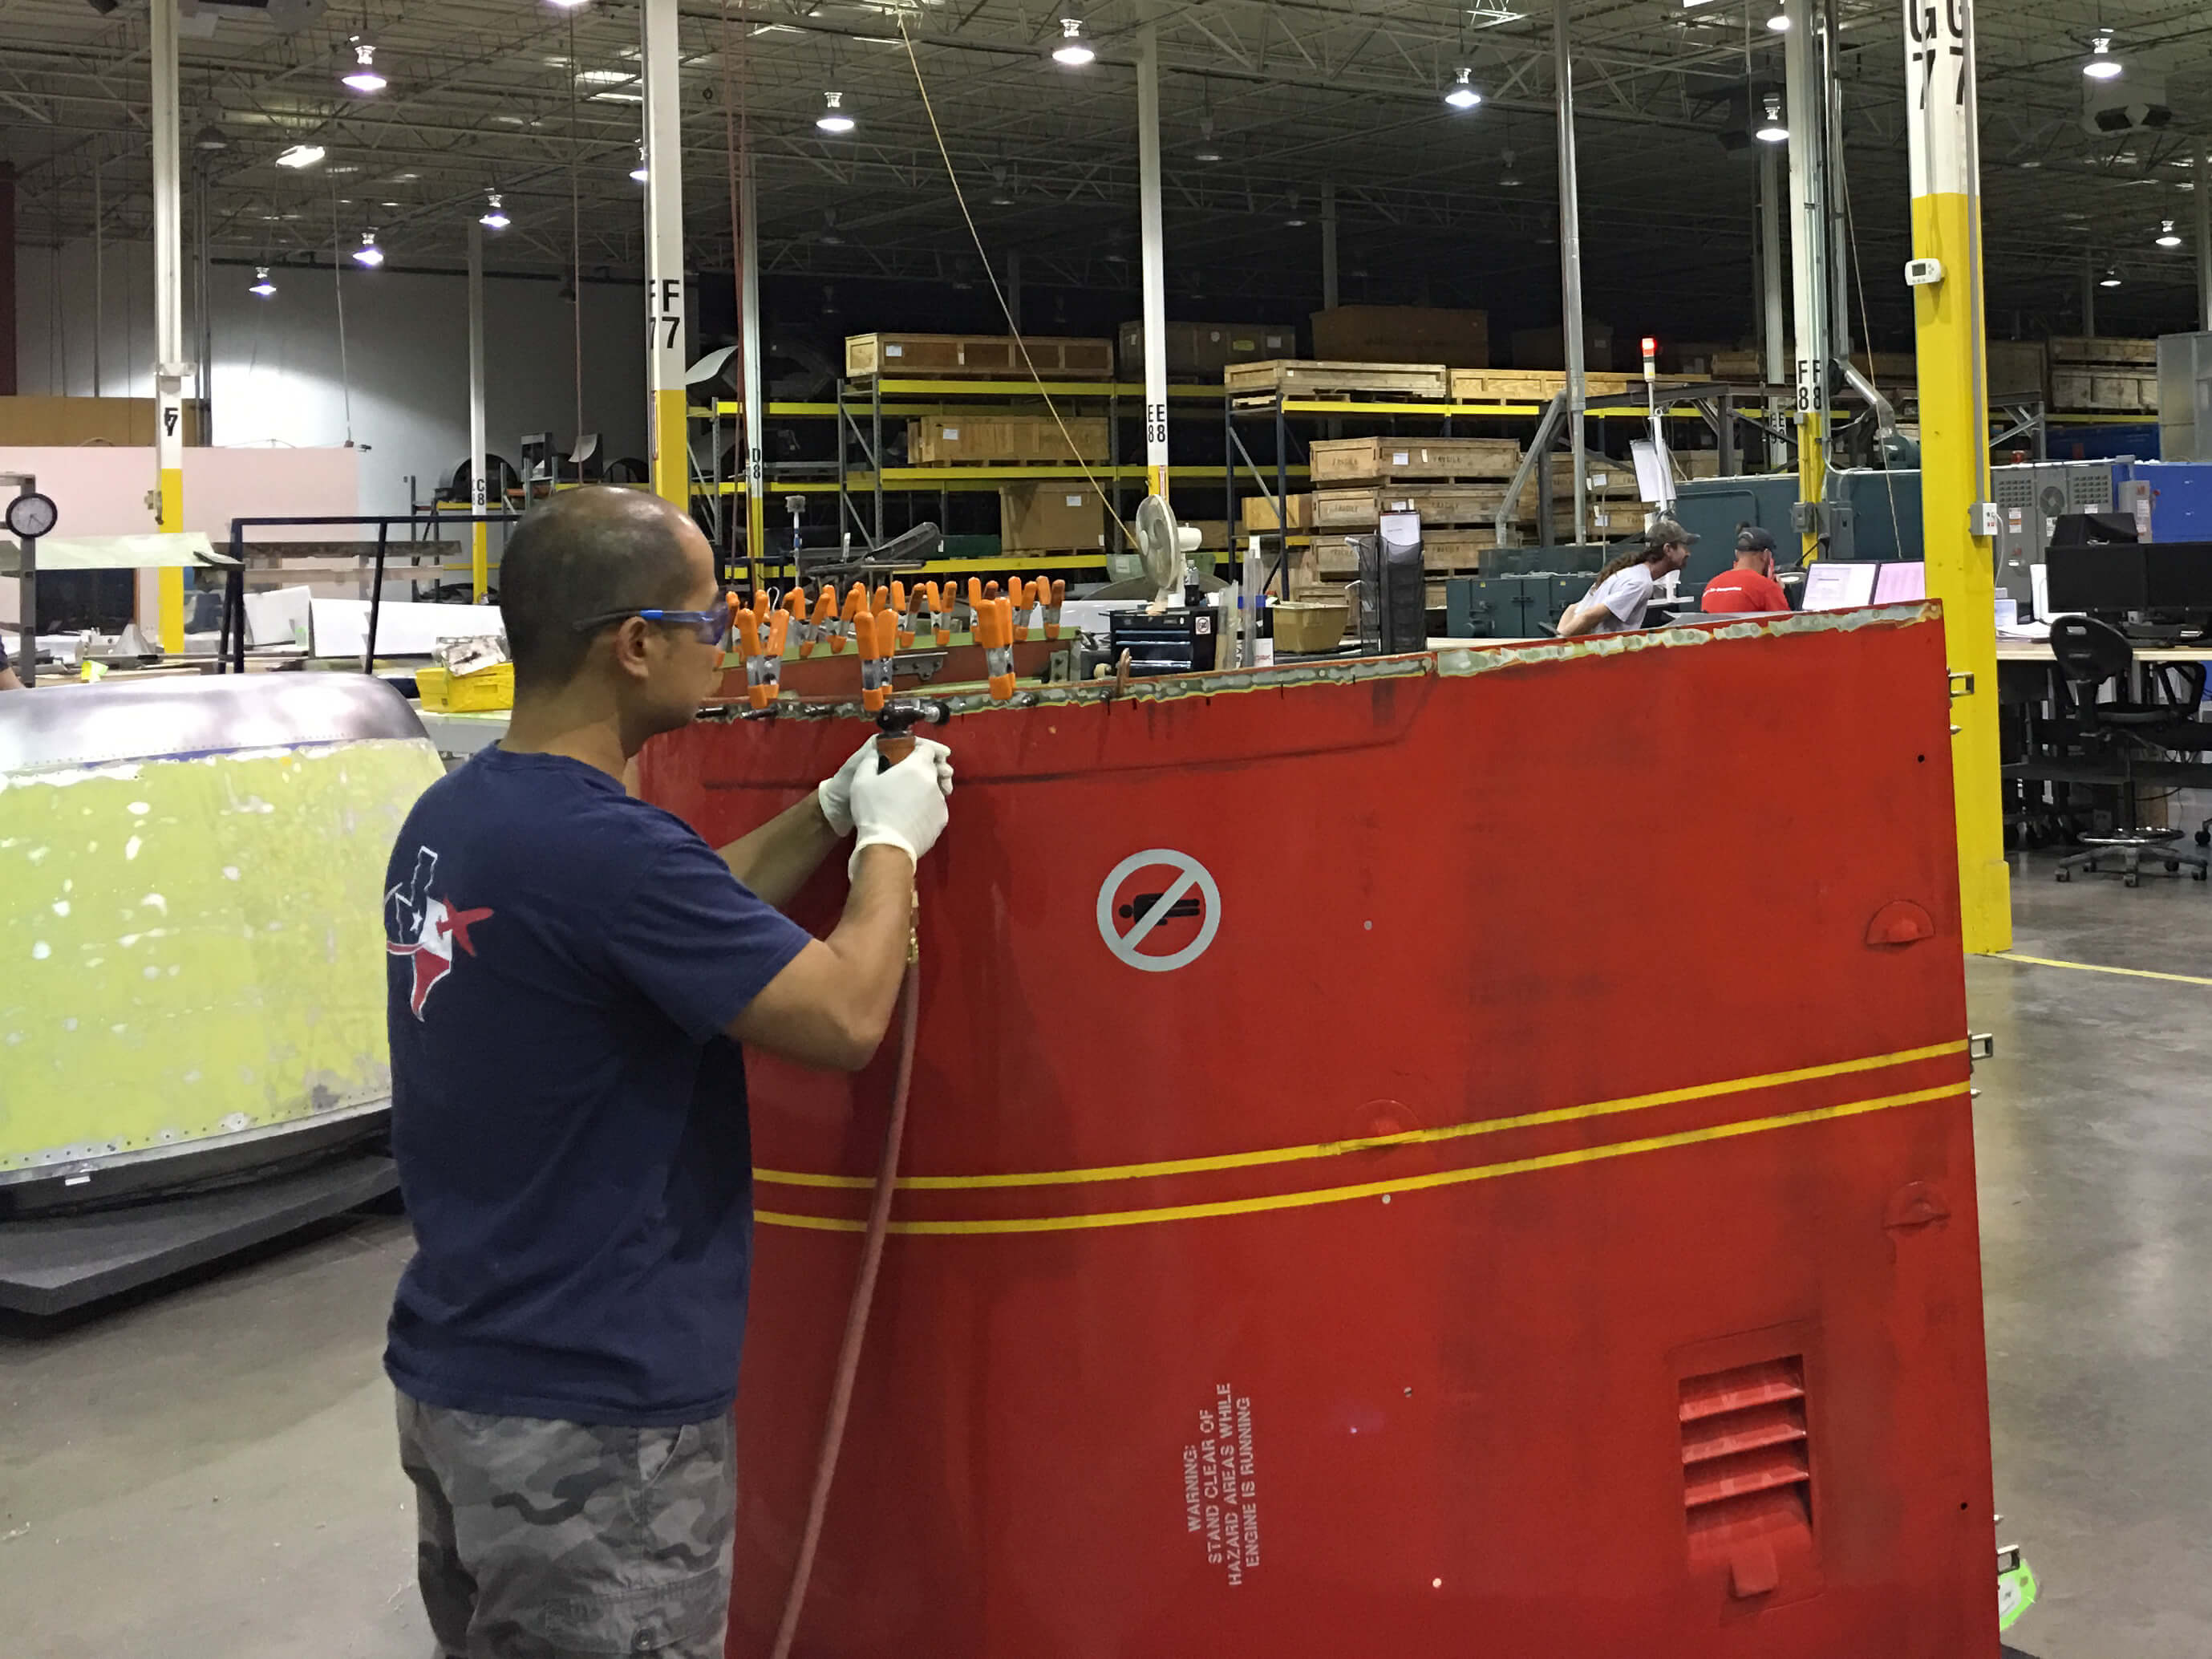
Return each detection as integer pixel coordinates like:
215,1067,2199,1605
727,575,1064,710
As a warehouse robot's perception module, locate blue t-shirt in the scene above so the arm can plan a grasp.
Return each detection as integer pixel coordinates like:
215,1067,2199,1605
381,747,810,1426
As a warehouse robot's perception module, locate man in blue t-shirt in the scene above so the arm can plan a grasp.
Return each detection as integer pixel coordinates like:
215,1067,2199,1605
383,486,952,1658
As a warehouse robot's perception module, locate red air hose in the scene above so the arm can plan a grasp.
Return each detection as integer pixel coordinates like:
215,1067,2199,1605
767,955,920,1659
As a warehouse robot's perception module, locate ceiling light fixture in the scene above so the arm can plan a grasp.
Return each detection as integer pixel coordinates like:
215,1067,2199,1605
341,40,386,94
547,0,590,8
2099,269,2122,288
1499,147,1521,187
1766,10,1789,30
1051,18,1094,67
2157,218,2182,248
481,191,510,230
192,124,227,152
1755,94,1789,144
817,91,855,134
352,230,384,269
2083,30,2122,80
249,266,276,298
1284,193,1306,228
630,144,649,183
1193,114,1222,163
1444,67,1482,111
275,143,325,169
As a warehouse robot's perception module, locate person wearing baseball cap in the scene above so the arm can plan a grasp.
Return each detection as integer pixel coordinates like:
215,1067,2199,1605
1555,517,1698,638
1700,526,1793,615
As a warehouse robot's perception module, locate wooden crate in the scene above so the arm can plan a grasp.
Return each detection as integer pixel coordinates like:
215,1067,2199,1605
906,416,1108,464
1307,574,1455,610
1312,526,1496,577
1224,359,1450,400
2050,336,2157,367
1448,368,1640,402
1239,492,1312,532
2051,368,2158,413
846,332,1115,379
1307,436,1521,485
1313,485,1507,529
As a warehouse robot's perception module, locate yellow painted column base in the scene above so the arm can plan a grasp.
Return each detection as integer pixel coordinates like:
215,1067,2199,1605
1911,189,2010,955
651,387,689,509
158,466,185,654
471,522,490,603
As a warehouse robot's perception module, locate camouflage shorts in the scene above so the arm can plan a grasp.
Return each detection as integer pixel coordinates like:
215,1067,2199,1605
395,1391,737,1659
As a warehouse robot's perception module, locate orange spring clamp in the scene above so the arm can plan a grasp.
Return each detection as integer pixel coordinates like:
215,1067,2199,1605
892,581,916,650
805,587,837,658
857,606,898,713
1009,578,1031,643
785,588,813,659
980,595,1017,702
739,606,789,711
831,582,867,655
1042,578,1066,640
965,577,985,640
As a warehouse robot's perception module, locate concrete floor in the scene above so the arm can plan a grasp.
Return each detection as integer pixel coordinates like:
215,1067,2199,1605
2,848,2206,1657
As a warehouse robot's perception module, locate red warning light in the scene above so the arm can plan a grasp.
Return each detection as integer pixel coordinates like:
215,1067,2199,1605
1640,335,1658,359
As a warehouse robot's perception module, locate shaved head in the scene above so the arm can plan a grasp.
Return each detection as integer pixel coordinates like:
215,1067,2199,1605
500,488,709,692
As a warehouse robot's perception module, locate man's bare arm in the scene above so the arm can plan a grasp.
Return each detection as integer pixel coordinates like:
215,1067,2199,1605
719,791,841,909
727,845,912,1069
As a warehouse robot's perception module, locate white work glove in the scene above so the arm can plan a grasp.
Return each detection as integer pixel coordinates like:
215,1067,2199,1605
849,738,953,878
815,738,877,838
820,736,955,838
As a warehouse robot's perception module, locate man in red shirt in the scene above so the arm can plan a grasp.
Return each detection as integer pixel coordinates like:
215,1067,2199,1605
1701,527,1792,614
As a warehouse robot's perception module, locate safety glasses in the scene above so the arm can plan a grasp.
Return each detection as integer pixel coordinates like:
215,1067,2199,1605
571,605,732,647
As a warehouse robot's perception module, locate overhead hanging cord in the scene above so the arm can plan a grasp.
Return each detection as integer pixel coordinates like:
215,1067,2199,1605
332,181,355,446
894,14,1134,543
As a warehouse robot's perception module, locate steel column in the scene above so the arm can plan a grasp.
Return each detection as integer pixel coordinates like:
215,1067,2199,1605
1553,0,1586,542
642,0,688,509
1783,0,1830,561
150,0,186,652
1906,0,2008,953
1137,26,1169,502
2198,152,2210,331
468,219,489,600
1760,144,1788,470
739,142,767,585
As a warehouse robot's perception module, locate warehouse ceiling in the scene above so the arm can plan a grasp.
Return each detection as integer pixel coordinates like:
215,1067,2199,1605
1,0,2210,344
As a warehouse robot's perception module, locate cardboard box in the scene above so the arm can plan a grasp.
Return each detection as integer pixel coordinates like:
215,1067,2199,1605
1239,492,1312,532
1710,349,1765,382
1510,323,1614,373
1272,597,1348,654
905,416,1108,464
0,396,204,447
1117,321,1298,379
1309,306,1489,369
999,483,1105,551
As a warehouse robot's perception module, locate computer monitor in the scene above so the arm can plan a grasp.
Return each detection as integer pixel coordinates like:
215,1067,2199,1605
1801,562,1879,612
2141,542,2212,609
1873,562,1926,604
2049,511,2137,547
2045,544,2148,613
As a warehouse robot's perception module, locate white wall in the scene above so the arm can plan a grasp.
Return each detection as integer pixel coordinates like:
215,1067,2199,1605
17,237,662,521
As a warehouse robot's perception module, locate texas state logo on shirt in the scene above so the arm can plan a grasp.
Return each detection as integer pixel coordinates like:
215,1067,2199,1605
384,847,494,1020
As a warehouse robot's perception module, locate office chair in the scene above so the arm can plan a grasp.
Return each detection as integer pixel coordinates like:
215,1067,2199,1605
2050,615,2211,886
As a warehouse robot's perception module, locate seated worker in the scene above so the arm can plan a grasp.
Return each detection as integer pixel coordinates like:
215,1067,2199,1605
1555,518,1697,638
1700,527,1791,614
382,486,954,1659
